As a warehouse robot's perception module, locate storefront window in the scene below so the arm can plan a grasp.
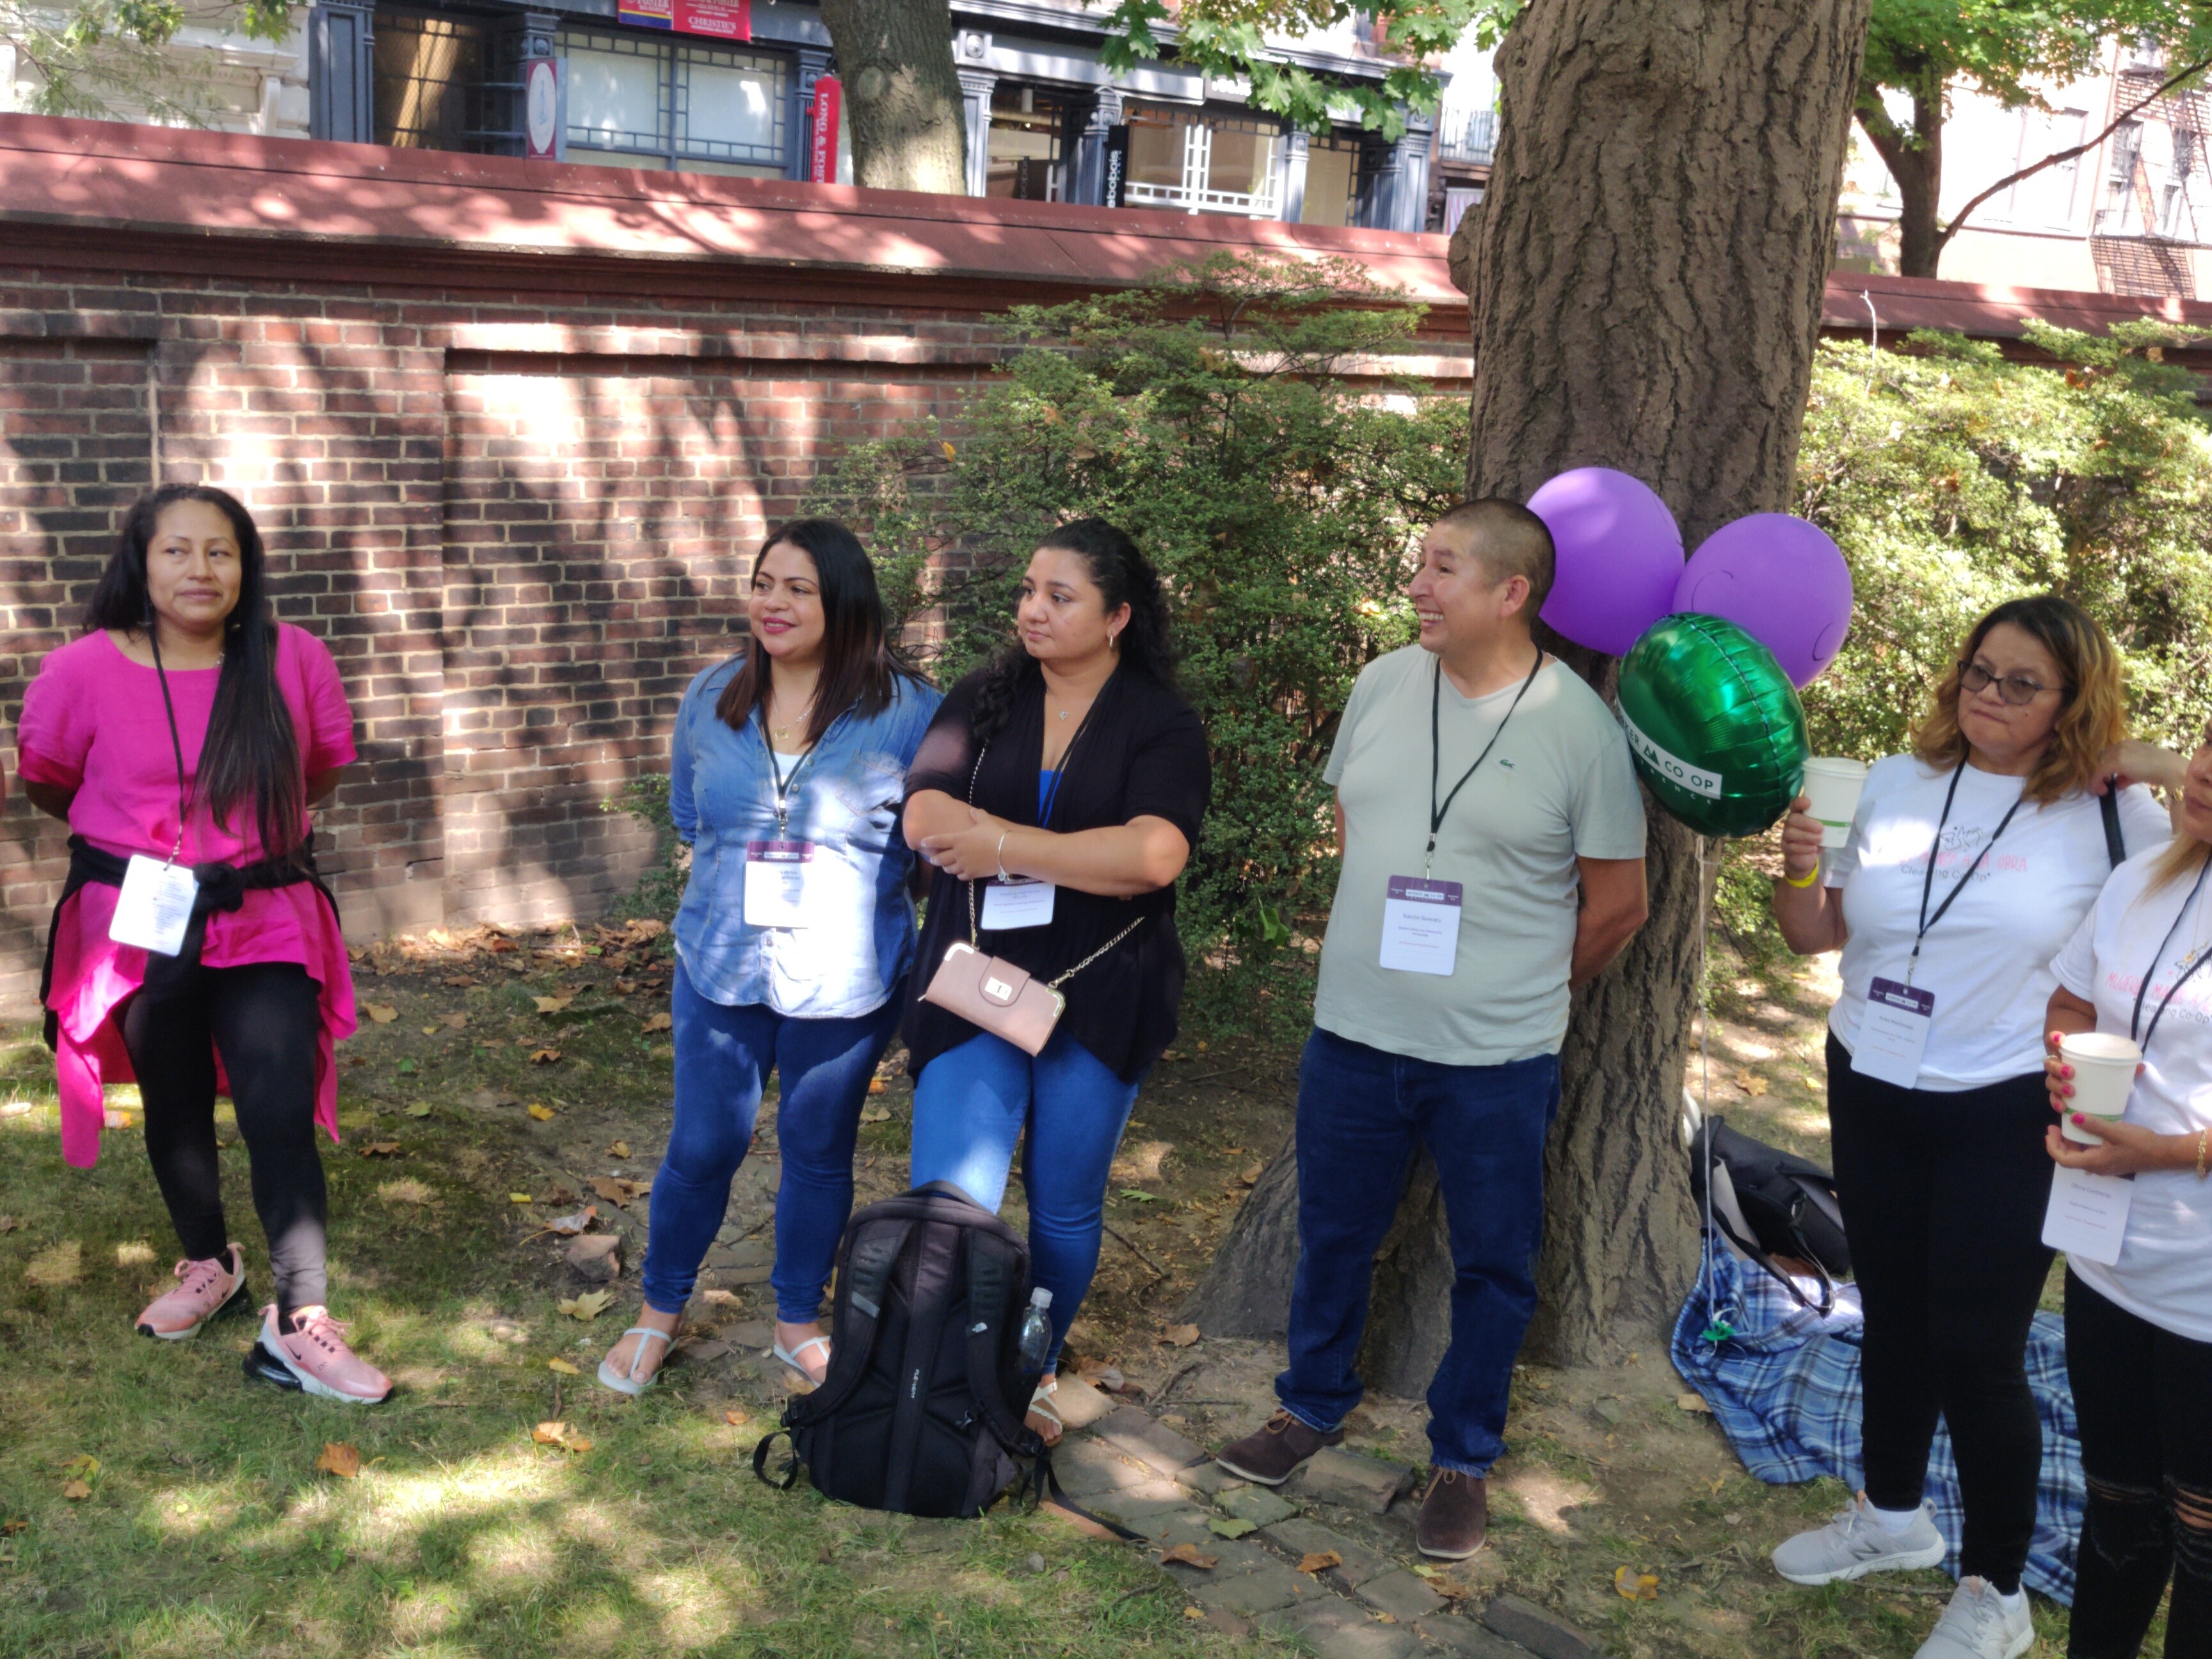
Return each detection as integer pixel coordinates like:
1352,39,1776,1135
988,86,1064,200
1122,104,1281,217
373,12,488,151
1301,133,1362,226
558,28,787,175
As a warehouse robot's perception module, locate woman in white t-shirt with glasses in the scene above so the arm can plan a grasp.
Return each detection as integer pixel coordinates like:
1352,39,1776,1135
1767,596,2180,1659
2044,725,2212,1659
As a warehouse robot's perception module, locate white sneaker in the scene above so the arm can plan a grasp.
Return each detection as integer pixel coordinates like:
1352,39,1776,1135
1914,1576,2033,1659
1772,1494,1949,1585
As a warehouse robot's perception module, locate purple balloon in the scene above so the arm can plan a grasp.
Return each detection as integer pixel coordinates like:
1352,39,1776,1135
1528,469,1685,657
1673,515,1854,687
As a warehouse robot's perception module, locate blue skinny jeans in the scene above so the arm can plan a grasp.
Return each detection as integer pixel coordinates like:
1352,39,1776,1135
909,1026,1143,1368
639,959,904,1323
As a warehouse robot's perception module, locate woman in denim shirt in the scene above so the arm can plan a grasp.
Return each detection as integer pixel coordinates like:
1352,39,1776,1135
599,519,940,1395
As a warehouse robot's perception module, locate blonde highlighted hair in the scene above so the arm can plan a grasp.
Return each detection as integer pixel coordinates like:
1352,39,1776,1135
1911,595,2126,805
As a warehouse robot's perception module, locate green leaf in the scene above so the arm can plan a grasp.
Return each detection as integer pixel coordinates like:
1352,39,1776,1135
1119,1189,1159,1203
1208,1517,1257,1539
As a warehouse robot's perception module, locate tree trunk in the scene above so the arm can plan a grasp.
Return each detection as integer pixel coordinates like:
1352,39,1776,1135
1857,85,1945,278
817,0,968,195
1185,0,1869,1376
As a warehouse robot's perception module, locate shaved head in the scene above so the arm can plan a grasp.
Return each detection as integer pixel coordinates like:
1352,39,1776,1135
1427,500,1555,611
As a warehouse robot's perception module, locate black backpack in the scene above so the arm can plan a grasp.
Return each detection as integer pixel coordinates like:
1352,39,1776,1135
753,1182,1052,1518
1691,1116,1852,1313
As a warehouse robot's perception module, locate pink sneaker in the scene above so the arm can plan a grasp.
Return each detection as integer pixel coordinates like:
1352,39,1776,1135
136,1245,248,1340
250,1304,393,1404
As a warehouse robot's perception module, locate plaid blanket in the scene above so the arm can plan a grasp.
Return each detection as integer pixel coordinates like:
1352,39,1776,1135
1670,1233,2082,1604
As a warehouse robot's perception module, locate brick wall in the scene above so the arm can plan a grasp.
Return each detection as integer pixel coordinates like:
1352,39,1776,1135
0,116,1470,1013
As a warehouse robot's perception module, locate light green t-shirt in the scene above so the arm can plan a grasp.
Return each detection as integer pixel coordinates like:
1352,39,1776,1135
1315,646,1647,1066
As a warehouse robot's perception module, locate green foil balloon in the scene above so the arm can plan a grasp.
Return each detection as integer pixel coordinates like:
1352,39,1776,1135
1617,614,1809,838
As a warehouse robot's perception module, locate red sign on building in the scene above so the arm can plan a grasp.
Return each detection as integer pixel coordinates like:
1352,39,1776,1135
615,0,751,42
810,76,842,184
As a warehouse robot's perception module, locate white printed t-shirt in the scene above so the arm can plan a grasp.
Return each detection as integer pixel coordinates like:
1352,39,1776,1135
1315,647,1647,1067
1826,754,2168,1090
2052,847,2212,1342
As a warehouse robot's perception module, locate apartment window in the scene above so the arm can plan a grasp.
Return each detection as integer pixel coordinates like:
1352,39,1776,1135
2098,119,2146,234
2161,120,2204,239
988,85,1064,200
1301,132,1363,226
556,28,787,175
374,12,490,150
1985,107,2086,230
1123,104,1282,217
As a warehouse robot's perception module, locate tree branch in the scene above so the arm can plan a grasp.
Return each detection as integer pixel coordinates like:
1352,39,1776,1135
1937,55,2212,257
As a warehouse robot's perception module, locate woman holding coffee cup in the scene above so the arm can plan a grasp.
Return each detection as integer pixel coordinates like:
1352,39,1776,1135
1767,596,2179,1659
901,519,1209,1445
2042,726,2212,1659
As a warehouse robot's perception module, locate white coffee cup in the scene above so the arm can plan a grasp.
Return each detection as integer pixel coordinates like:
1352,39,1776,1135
2058,1030,2142,1143
1800,757,1870,849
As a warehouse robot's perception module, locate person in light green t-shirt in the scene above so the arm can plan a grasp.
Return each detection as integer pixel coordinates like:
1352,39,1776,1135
1213,499,1649,1562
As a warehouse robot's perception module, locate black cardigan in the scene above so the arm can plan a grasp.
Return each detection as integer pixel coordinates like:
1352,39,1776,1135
901,664,1211,1082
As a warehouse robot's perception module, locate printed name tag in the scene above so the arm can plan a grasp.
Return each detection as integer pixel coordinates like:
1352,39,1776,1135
981,878,1056,931
1379,876,1464,975
742,840,815,928
1852,976,1935,1089
109,854,197,958
2041,1163,2135,1267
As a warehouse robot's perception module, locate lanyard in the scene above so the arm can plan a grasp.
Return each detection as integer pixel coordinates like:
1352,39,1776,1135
145,628,193,865
1425,651,1543,878
1037,683,1105,831
1906,764,2026,984
757,707,822,838
2131,853,2212,1049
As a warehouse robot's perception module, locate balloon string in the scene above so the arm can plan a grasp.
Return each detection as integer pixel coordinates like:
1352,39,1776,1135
1695,832,1735,1345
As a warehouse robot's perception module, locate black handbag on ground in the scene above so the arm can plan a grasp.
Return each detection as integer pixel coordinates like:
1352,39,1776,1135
1691,1116,1851,1313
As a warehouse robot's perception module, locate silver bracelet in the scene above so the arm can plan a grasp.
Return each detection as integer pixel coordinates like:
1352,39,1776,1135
995,830,1011,881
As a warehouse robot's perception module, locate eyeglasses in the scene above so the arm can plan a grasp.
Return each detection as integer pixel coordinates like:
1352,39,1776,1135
1959,660,2061,706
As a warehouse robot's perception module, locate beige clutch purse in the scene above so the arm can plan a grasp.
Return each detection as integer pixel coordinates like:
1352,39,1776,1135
922,941,1068,1057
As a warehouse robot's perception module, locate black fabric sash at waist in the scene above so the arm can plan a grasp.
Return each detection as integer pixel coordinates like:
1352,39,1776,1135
40,835,341,1051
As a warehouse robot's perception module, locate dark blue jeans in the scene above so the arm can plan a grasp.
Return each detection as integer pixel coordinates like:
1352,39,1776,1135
909,1027,1144,1370
1277,1025,1560,1477
640,960,904,1322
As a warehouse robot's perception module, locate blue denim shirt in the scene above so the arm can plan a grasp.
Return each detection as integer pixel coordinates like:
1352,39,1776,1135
670,659,942,1018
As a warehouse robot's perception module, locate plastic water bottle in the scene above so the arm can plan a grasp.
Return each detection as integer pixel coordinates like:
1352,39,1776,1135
1016,1287,1054,1375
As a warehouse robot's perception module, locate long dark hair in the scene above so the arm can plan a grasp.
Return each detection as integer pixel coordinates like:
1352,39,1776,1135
715,518,920,741
85,485,307,860
971,518,1176,742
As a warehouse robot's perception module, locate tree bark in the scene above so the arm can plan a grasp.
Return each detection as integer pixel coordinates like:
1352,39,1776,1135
817,0,968,195
1185,0,1869,1375
1855,81,1944,278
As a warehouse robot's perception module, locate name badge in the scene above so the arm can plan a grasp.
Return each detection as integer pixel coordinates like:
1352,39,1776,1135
981,878,1056,931
109,854,198,958
2041,1163,2135,1267
1379,876,1463,975
1852,976,1935,1088
742,840,814,928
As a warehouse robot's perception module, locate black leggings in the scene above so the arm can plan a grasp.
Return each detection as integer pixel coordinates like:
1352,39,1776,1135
2065,1270,2212,1658
1827,1032,2055,1592
120,961,328,1313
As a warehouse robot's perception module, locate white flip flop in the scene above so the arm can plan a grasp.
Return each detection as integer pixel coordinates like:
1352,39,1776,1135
597,1325,672,1396
773,1334,831,1384
1028,1376,1062,1443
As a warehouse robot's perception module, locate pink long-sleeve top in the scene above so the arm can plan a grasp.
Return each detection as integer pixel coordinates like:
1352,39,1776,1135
17,625,359,1167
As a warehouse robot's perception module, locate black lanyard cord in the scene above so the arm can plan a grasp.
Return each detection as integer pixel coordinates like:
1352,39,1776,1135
1907,764,2026,979
2131,851,2212,1048
145,626,193,865
1038,689,1105,832
1427,650,1543,875
758,703,843,836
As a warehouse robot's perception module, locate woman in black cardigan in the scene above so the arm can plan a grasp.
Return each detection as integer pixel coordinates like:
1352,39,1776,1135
902,519,1210,1443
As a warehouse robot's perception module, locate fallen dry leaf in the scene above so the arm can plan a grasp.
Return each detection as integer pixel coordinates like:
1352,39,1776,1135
607,1141,630,1158
858,1103,891,1123
315,1442,362,1479
358,1142,401,1158
532,1421,593,1453
547,1358,581,1375
1183,1608,1204,1621
557,1289,615,1320
508,1192,535,1205
624,918,666,938
61,1479,91,1501
404,1102,433,1118
546,1205,597,1237
533,995,574,1014
529,1049,562,1065
641,1013,673,1033
724,1408,750,1427
1614,1566,1660,1601
1429,1576,1472,1600
364,1004,398,1024
442,975,479,988
527,1104,556,1122
1295,1551,1342,1575
440,1012,469,1030
1159,1543,1219,1569
1159,1324,1200,1348
419,1025,440,1036
1240,1163,1263,1185
589,1176,648,1205
0,1519,26,1534
1733,1071,1769,1098
0,1217,17,1233
1677,1393,1713,1415
867,1078,888,1095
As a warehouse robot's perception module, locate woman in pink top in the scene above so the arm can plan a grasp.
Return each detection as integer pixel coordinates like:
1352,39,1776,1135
19,485,389,1404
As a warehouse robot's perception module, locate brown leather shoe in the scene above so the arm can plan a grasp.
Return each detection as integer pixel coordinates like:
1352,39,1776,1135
1416,1469,1488,1559
1214,1409,1345,1486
